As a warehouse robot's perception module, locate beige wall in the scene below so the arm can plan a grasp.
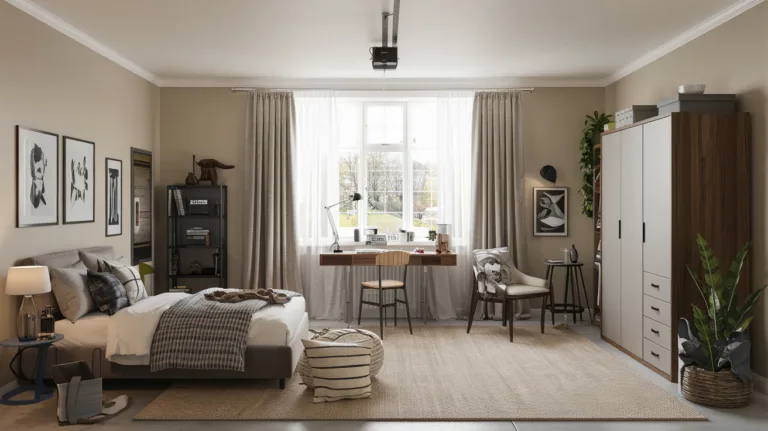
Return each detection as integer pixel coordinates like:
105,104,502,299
0,1,158,385
156,88,606,308
605,3,768,378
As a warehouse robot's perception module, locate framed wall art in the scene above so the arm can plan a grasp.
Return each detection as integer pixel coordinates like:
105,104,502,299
63,136,95,224
16,126,59,227
105,157,123,236
533,187,568,236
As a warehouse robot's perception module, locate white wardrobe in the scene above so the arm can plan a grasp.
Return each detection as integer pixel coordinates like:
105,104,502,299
599,111,751,382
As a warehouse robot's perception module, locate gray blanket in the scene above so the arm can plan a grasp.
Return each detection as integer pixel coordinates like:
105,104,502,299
150,289,301,372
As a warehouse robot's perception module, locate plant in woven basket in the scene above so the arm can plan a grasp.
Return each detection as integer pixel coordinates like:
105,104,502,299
579,111,612,218
679,234,766,378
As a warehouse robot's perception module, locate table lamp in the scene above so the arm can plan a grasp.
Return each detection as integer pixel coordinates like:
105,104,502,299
325,192,362,253
5,266,51,341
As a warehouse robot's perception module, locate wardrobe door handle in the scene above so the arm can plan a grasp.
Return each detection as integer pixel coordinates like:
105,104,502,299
651,283,660,288
643,222,646,243
651,306,660,312
619,220,621,239
651,329,660,335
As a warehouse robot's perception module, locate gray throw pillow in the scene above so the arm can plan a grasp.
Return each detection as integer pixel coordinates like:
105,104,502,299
86,270,129,315
50,266,94,322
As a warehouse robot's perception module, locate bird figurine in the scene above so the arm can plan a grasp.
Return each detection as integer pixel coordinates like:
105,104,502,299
197,158,235,185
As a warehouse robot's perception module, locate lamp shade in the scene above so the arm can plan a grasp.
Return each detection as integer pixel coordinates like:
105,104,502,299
5,266,51,296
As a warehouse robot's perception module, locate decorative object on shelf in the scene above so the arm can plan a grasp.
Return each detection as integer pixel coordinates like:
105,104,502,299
678,84,706,94
615,105,658,127
5,266,52,341
436,233,451,254
16,126,59,228
324,192,362,252
579,112,612,218
539,165,557,183
188,260,203,275
569,244,578,263
657,93,736,115
366,234,388,246
353,228,360,242
105,158,123,236
197,158,234,185
170,253,179,276
604,122,616,132
63,136,95,224
185,155,199,185
188,199,209,215
561,248,570,263
213,252,220,275
678,235,766,408
428,230,437,241
39,305,55,340
533,187,568,236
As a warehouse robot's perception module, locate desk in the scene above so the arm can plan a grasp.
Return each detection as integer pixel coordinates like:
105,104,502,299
320,251,457,323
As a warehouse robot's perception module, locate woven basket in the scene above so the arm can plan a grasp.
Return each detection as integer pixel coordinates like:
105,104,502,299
298,328,384,389
681,366,753,408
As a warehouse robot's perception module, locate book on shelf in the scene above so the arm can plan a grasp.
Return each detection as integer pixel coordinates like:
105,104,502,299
173,189,186,216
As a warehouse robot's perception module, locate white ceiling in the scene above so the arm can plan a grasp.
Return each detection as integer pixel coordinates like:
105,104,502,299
12,0,761,86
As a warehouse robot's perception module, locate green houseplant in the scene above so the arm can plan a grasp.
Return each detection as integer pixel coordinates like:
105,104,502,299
578,112,612,218
679,234,767,408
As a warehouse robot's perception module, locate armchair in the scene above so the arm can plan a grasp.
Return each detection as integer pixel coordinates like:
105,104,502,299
467,247,551,342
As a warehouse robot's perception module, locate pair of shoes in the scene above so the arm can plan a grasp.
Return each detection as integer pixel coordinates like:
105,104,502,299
254,289,290,304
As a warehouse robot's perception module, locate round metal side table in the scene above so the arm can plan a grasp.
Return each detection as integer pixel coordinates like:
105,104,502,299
544,261,593,326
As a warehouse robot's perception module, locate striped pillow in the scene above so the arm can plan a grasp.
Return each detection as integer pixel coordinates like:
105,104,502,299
301,338,373,403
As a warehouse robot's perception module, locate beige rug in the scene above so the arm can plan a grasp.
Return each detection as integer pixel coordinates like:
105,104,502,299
135,326,705,421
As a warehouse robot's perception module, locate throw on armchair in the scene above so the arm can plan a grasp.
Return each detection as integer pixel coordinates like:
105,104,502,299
467,247,551,341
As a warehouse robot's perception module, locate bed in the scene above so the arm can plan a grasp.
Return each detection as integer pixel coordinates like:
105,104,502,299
19,246,308,388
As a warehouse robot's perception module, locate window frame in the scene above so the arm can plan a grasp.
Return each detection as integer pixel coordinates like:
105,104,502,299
336,98,438,240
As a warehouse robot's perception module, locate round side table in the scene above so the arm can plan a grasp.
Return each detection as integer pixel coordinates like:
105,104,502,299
544,261,593,326
0,334,63,405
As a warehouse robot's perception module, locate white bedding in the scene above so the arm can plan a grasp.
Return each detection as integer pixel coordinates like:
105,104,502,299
55,291,307,366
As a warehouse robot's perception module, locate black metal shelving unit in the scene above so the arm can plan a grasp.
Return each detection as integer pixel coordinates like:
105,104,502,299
167,185,227,293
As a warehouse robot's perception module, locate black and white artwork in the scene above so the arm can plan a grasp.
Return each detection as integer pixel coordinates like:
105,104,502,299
534,187,568,236
105,158,122,236
63,137,95,224
16,126,59,227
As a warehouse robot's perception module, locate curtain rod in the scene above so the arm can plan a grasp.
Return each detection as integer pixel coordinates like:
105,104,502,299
230,87,535,93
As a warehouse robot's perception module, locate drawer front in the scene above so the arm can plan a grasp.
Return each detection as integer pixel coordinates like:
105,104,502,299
643,295,671,326
643,339,672,375
643,317,671,348
643,272,671,302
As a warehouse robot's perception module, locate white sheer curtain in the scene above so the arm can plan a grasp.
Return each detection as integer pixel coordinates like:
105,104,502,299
294,91,344,319
429,91,474,319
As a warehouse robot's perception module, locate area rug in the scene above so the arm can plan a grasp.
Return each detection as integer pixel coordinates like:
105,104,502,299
135,326,705,421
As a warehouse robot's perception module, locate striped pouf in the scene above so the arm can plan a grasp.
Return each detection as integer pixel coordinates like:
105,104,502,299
299,328,384,389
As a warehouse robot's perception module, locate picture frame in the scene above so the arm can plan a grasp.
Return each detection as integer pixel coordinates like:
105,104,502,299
105,158,123,236
533,187,568,236
16,126,59,228
63,136,95,224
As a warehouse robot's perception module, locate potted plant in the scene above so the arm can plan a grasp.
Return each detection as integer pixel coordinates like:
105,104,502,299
579,112,612,218
678,234,766,408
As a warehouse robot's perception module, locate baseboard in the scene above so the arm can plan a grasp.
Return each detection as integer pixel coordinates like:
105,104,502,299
754,372,767,394
0,379,19,395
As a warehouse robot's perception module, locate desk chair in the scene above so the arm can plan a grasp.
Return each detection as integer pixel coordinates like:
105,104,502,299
358,250,413,340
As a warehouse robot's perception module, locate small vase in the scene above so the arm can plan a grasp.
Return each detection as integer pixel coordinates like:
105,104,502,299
569,244,579,263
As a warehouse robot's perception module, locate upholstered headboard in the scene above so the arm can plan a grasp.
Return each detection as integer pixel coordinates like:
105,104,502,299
17,246,115,316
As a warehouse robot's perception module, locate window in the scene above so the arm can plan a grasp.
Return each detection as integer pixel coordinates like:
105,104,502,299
337,100,439,239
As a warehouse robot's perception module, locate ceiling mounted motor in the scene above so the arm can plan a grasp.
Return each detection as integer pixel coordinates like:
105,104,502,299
371,0,400,70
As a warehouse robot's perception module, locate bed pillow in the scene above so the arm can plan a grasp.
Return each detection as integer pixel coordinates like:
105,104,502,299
78,250,115,273
86,270,129,315
302,338,373,403
50,266,94,322
107,264,148,305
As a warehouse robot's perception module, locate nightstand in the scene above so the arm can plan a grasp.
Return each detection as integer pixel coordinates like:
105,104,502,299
0,334,63,405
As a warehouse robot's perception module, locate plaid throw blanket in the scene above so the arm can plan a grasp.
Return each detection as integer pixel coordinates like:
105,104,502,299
150,289,301,372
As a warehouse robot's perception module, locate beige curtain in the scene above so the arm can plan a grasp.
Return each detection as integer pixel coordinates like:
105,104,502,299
243,92,303,294
470,91,529,320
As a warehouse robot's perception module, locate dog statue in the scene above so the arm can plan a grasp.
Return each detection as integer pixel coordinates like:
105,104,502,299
197,158,234,185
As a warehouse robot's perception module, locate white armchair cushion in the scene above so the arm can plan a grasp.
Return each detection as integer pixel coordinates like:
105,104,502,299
504,284,550,296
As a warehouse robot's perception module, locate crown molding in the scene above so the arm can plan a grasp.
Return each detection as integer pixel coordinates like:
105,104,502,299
159,76,606,89
6,0,161,86
604,0,765,86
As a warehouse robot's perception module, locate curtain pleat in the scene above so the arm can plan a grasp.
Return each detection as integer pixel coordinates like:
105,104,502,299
470,92,529,320
243,92,303,293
